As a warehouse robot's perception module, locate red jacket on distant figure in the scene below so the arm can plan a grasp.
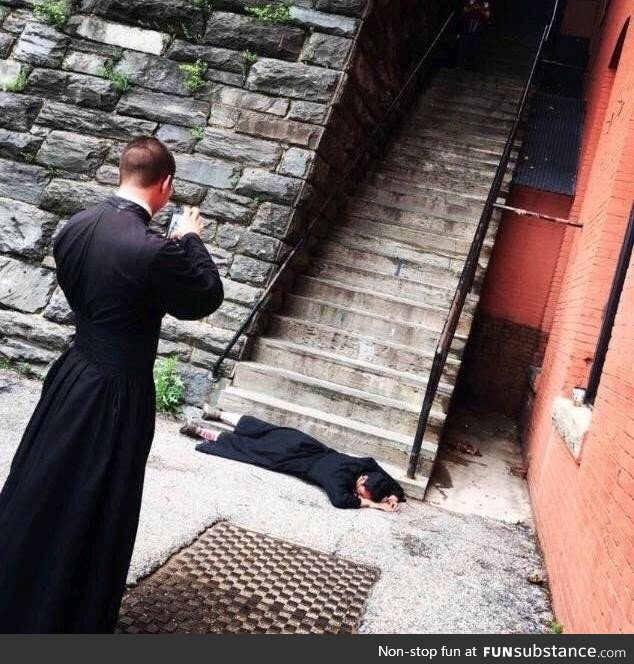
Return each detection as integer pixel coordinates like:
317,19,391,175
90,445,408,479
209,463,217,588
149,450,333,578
461,0,491,33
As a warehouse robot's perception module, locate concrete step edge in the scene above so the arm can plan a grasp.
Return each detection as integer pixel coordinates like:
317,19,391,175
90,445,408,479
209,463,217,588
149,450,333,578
271,314,465,358
328,226,478,261
236,361,448,419
253,336,458,392
295,274,475,313
285,292,473,334
307,259,467,302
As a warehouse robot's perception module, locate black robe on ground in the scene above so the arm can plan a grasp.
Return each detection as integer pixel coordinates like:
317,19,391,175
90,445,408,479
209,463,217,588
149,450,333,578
195,416,405,509
0,197,223,633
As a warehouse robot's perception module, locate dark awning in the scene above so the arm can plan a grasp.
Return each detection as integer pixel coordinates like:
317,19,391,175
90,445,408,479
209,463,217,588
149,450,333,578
513,92,585,196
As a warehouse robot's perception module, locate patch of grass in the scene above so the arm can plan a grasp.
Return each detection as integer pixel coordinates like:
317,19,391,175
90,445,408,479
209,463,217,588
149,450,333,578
0,358,42,381
550,620,564,634
33,0,72,29
98,59,131,94
3,68,28,93
154,356,185,414
180,58,208,94
190,126,205,140
18,149,36,163
245,2,293,24
242,49,258,80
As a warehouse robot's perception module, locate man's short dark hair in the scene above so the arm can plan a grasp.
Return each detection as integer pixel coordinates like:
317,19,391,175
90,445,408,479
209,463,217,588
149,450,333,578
119,137,176,187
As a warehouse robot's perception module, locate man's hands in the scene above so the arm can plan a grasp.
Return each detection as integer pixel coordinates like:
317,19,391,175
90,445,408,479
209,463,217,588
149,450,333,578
359,496,401,513
173,205,203,239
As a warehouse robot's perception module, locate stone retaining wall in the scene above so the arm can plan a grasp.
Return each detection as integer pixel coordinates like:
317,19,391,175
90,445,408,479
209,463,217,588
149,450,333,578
0,0,450,405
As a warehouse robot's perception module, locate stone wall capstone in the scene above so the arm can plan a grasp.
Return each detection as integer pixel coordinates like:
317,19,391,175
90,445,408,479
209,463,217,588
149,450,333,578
0,0,451,408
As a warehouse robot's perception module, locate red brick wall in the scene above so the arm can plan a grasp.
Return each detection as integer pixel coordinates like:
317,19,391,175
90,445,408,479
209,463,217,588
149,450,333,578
458,315,545,416
480,188,571,331
523,0,634,633
458,188,570,415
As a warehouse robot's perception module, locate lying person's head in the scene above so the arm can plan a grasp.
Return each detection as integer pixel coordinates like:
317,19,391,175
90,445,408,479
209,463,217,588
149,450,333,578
354,472,399,503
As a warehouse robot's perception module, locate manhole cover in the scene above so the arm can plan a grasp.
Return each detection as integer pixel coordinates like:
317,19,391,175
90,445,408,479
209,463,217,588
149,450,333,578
117,522,380,634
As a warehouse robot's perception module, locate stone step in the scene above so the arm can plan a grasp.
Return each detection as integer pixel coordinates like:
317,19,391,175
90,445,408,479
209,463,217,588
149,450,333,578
291,276,476,329
378,153,502,180
282,294,470,348
232,362,446,437
431,68,526,94
374,153,513,185
369,170,510,202
329,224,494,271
267,315,464,377
384,140,518,167
386,136,519,166
327,226,483,271
315,239,468,287
251,336,454,409
318,235,469,281
402,118,514,147
396,123,517,152
217,385,437,474
343,206,482,241
355,186,500,221
364,173,508,203
419,88,520,115
347,197,493,232
306,259,465,309
367,169,510,199
332,218,477,258
426,83,523,104
411,104,517,132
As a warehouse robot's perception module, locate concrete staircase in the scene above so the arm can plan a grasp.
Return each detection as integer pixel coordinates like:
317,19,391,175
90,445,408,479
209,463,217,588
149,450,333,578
206,67,526,498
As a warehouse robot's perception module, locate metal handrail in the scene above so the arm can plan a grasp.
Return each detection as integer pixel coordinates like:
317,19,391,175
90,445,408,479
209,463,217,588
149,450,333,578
406,1,562,479
211,9,456,381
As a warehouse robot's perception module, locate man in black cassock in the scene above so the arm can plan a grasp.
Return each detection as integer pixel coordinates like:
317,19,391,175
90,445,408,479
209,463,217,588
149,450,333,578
182,410,405,512
0,137,224,633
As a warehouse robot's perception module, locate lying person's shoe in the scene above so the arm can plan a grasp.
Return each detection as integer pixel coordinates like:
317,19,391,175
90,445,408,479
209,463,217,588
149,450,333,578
202,404,222,421
180,422,201,439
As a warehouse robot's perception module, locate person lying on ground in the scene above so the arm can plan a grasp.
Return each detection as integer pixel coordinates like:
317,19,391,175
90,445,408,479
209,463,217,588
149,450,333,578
181,409,405,512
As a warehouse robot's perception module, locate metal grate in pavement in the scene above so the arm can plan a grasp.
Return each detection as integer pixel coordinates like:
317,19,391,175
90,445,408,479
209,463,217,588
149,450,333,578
117,521,380,634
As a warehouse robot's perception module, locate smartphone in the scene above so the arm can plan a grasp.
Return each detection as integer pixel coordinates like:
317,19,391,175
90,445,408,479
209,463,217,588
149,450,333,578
166,209,184,239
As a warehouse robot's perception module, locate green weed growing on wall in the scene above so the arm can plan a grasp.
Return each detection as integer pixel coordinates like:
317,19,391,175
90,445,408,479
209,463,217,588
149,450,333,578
245,2,293,24
34,0,72,29
180,59,208,93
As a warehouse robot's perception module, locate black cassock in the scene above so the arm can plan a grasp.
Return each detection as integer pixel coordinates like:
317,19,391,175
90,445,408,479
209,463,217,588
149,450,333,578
0,196,223,633
196,416,405,509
